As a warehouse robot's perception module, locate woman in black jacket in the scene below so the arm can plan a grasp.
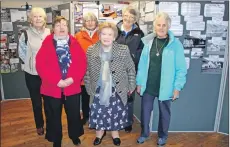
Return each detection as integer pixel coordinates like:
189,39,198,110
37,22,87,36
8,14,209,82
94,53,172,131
116,6,144,133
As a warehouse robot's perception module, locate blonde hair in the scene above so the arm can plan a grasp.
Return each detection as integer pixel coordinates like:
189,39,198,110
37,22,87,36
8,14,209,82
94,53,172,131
28,7,47,26
82,12,98,28
122,6,140,21
153,12,171,28
98,22,118,38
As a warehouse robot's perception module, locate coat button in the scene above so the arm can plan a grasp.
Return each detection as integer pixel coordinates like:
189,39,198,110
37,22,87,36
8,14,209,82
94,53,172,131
119,91,122,93
116,81,119,84
112,71,115,74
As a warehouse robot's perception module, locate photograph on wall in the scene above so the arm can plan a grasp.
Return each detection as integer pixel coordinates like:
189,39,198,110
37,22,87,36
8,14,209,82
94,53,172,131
74,24,83,34
0,51,10,73
1,9,11,22
183,35,206,49
191,48,204,59
10,9,27,22
99,4,117,19
201,55,224,74
74,3,83,23
206,38,226,55
7,33,16,43
206,20,228,37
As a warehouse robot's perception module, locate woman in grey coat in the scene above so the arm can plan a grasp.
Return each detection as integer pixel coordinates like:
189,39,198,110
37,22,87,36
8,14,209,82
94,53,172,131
84,22,136,146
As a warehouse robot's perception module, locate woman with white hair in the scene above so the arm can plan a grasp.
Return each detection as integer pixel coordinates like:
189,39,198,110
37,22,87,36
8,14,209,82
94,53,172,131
18,7,50,136
116,5,144,133
75,12,99,125
136,12,187,146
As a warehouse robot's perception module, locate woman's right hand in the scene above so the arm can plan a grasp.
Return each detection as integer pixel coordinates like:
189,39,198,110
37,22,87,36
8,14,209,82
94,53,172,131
136,86,141,94
57,80,68,88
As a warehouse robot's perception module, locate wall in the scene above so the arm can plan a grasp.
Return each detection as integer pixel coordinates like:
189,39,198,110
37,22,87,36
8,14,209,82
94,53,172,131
1,1,65,8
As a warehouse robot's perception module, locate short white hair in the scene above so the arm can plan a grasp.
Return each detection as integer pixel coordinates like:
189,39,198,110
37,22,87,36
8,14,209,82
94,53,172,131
153,12,171,28
82,12,98,27
28,7,47,26
122,6,140,21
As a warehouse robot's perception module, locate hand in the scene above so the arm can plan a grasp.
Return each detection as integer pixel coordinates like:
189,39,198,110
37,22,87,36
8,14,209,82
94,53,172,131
57,80,68,88
172,90,179,101
128,91,133,96
136,86,141,94
64,77,74,86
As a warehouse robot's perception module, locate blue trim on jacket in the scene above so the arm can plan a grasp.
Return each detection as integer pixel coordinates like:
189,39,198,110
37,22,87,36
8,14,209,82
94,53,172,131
136,30,187,101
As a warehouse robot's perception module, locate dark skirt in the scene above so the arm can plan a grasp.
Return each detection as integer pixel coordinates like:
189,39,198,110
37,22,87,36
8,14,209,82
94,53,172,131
89,87,129,131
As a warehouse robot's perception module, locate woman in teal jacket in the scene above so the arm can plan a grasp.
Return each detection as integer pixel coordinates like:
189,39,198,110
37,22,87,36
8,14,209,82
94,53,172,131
136,12,187,146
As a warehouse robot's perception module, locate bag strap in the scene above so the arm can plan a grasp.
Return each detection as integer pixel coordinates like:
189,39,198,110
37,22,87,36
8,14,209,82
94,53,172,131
21,30,28,45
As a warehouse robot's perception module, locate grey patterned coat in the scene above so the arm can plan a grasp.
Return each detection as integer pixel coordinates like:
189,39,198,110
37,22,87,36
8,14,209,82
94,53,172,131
84,41,136,105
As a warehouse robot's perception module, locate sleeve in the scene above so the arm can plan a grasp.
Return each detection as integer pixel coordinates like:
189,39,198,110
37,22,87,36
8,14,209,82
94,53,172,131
18,33,27,63
67,41,87,83
125,46,136,92
136,45,147,86
35,38,61,86
84,48,92,95
173,41,187,91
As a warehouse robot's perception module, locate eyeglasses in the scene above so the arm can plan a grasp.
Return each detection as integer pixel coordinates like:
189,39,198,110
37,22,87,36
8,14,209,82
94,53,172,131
123,15,135,20
85,20,96,23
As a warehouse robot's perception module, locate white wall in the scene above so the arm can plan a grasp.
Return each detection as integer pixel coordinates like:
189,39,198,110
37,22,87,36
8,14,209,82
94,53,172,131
1,1,65,8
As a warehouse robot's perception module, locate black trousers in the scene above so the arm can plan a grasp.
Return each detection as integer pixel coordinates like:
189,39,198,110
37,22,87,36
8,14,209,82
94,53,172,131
81,85,90,120
25,72,44,129
43,93,84,143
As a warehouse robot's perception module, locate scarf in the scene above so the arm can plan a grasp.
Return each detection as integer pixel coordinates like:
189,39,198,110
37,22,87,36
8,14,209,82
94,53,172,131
54,34,71,79
98,46,113,107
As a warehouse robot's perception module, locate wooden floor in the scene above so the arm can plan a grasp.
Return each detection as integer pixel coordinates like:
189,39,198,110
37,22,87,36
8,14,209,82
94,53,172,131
1,99,229,147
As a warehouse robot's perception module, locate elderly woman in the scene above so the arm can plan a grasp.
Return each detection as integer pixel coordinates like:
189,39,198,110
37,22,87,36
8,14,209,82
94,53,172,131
75,12,99,125
18,7,50,135
36,16,86,147
84,22,136,146
136,12,187,145
116,6,144,133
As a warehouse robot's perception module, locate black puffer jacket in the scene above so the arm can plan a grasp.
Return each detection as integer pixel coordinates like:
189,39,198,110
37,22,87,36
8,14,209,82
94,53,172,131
116,20,144,70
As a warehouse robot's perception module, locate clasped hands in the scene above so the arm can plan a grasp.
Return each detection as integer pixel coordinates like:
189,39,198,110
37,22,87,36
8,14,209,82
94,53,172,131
57,77,73,88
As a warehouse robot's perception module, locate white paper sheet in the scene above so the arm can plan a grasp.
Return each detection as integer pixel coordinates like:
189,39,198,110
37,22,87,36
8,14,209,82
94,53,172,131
185,57,190,69
170,24,183,36
190,31,201,38
61,9,69,20
186,22,205,31
10,58,19,64
8,43,17,49
181,3,201,16
145,12,154,22
184,15,203,22
159,2,179,16
184,49,190,54
191,48,204,59
145,1,155,13
206,20,228,37
170,16,181,25
10,9,27,22
2,22,13,31
204,4,225,17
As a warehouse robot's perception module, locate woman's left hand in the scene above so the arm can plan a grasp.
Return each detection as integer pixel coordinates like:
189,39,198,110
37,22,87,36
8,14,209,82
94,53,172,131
64,77,74,86
172,90,179,101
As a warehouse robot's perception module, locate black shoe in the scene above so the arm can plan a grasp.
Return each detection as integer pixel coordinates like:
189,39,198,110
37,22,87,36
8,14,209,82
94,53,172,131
53,141,61,147
37,127,44,135
124,125,132,133
93,131,106,146
112,138,121,146
72,138,81,146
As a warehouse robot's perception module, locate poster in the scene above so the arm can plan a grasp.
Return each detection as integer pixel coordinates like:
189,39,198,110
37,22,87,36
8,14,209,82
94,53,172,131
74,4,83,23
206,38,226,55
10,9,27,22
191,48,204,59
183,35,206,49
201,55,224,74
1,9,11,22
204,4,225,17
181,3,201,16
206,20,228,37
159,2,179,16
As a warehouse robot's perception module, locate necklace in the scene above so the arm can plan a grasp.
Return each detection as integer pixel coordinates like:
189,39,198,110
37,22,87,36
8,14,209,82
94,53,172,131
155,37,168,56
